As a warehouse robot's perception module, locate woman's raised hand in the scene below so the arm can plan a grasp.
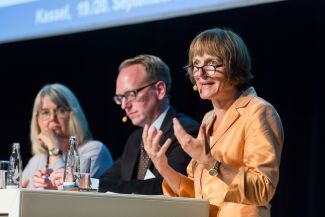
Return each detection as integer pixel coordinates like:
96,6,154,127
173,118,212,164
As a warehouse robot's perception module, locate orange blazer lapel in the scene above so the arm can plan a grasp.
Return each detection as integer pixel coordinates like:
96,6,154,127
210,106,240,150
209,87,256,149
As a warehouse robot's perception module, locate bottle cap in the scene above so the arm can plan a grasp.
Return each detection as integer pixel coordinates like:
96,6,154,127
12,143,20,149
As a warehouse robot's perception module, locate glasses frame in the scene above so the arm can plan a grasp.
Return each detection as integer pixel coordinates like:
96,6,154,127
184,64,223,78
37,107,71,121
113,80,158,105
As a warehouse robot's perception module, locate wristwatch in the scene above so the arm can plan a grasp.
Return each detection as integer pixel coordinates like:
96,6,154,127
208,160,222,177
48,148,62,156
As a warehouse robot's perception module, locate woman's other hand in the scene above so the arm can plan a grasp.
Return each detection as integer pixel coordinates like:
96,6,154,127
49,168,64,190
173,118,213,165
32,167,55,189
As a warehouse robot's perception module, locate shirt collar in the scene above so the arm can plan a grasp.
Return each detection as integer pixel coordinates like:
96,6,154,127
149,106,170,132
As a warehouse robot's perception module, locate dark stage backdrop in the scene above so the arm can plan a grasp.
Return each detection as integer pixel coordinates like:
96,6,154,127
0,0,322,216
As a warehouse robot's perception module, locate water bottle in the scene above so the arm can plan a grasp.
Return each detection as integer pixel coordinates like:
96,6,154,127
63,136,80,191
6,143,22,189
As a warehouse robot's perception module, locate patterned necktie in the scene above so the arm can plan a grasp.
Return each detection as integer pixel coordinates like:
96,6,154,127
137,142,150,180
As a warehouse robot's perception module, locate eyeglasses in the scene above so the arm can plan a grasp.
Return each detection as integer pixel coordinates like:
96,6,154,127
184,64,223,77
113,81,158,105
38,107,70,121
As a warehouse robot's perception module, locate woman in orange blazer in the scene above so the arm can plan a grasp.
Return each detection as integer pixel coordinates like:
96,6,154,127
142,28,284,217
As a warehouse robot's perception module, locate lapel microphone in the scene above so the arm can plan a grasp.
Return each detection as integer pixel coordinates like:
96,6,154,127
122,115,128,123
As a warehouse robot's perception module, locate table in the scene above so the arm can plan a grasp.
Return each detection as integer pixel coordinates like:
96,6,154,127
0,189,209,217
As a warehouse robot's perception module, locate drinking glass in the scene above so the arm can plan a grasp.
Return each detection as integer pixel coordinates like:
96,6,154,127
79,157,95,191
0,160,9,189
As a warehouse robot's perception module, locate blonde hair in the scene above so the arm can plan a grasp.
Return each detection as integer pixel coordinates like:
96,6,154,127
188,28,253,90
30,83,92,154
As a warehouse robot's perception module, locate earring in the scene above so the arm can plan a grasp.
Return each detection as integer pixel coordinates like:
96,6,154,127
193,84,198,91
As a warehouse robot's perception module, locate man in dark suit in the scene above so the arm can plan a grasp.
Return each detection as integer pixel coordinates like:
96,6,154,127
98,54,199,194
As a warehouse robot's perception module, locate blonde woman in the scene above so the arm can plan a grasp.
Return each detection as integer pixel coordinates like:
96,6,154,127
23,83,113,189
